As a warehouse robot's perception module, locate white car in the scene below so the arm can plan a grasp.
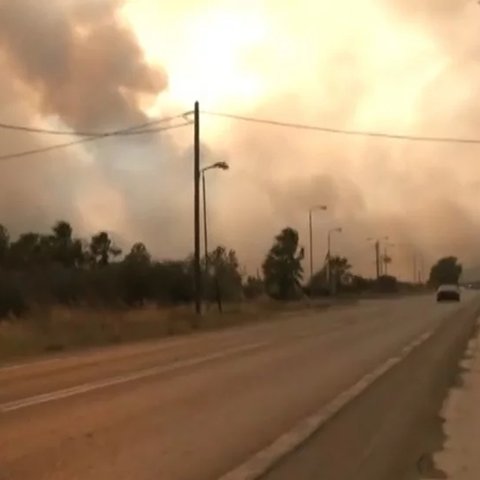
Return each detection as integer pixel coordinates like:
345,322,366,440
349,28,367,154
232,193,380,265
436,284,461,302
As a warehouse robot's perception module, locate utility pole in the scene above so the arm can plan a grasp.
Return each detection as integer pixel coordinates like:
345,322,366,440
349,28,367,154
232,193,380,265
309,210,313,281
308,205,327,283
419,255,425,284
202,170,208,269
193,101,202,317
413,252,417,284
375,240,380,279
383,245,388,276
202,170,209,313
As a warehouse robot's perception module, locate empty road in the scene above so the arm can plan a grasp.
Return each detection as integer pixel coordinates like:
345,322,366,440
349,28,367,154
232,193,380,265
1,295,477,480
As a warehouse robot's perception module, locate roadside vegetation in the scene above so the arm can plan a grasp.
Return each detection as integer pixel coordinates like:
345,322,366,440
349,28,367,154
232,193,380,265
0,221,435,361
428,256,463,287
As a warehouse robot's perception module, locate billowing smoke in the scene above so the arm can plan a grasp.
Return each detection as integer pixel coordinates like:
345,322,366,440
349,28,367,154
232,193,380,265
192,0,480,279
2,0,480,280
0,0,166,129
0,0,181,254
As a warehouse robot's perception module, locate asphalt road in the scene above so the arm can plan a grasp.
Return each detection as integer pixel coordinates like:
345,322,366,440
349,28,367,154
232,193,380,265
0,295,476,480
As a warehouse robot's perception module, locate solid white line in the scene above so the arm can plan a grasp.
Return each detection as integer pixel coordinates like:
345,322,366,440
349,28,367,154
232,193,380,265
217,330,434,480
0,341,269,413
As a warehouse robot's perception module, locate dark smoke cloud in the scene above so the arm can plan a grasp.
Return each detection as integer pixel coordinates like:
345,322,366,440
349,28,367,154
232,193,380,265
2,0,480,282
0,0,167,130
203,0,480,278
0,0,172,249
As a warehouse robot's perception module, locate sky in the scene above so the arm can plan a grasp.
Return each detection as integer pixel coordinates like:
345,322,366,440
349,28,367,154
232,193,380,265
0,0,480,280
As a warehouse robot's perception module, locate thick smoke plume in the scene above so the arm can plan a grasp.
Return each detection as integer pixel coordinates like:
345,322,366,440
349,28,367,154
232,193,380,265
0,0,178,253
2,0,480,280
0,0,166,129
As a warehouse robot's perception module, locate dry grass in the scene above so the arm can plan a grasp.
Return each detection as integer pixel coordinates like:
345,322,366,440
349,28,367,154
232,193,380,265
0,299,333,364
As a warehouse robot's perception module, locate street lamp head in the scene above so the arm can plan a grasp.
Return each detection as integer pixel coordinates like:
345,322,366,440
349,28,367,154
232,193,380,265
213,161,229,170
202,161,230,173
310,204,328,212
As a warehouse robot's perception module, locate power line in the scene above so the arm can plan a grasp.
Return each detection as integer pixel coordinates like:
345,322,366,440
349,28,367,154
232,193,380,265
201,110,480,145
0,122,191,162
0,112,191,137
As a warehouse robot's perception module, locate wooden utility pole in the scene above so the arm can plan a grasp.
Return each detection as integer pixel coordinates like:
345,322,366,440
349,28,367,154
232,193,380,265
413,252,417,284
194,101,202,316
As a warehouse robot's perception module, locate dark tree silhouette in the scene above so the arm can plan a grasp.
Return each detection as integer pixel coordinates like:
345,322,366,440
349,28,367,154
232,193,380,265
329,256,352,291
8,233,52,268
0,224,9,266
429,257,462,286
262,227,304,300
309,255,352,295
89,232,121,266
50,221,85,267
121,243,153,306
53,221,72,242
207,246,243,301
0,220,247,317
125,242,151,265
243,275,264,299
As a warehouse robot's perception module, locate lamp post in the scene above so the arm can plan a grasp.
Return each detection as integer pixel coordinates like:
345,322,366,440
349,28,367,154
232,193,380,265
308,205,327,281
201,161,229,273
383,242,395,276
327,227,342,294
193,102,201,316
367,237,381,279
367,236,389,278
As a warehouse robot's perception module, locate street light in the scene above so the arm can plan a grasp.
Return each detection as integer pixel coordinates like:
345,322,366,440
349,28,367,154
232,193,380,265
327,227,342,292
383,242,395,276
201,161,229,272
367,236,389,278
308,205,328,281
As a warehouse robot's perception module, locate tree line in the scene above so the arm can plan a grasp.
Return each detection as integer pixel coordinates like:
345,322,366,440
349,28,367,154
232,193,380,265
0,221,460,319
0,221,201,318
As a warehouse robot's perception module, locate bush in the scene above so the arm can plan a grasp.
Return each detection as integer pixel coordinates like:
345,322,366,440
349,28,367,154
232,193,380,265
375,275,398,293
0,271,28,319
243,276,264,299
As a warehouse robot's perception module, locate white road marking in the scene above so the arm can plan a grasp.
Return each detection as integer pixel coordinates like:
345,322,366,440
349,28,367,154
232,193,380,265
0,324,276,374
0,341,269,413
0,332,239,373
217,329,434,480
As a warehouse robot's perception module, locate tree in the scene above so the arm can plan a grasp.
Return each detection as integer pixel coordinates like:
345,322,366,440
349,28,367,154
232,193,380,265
125,242,151,265
207,246,243,302
429,256,462,287
151,260,194,304
0,224,9,266
308,256,352,296
53,221,72,242
89,232,121,267
329,256,352,292
262,227,304,300
50,221,85,268
376,275,398,293
243,275,264,299
121,243,152,306
8,233,51,268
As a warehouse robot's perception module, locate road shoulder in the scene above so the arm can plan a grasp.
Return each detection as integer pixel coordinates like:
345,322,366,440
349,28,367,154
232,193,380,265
433,317,480,479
